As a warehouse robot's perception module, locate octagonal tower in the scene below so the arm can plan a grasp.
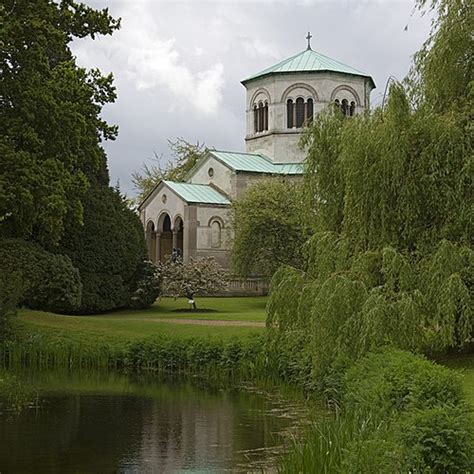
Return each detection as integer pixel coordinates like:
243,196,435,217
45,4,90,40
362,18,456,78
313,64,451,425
241,37,375,163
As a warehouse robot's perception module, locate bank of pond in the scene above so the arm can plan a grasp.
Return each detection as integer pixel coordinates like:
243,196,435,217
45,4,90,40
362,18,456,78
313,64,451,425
1,333,473,472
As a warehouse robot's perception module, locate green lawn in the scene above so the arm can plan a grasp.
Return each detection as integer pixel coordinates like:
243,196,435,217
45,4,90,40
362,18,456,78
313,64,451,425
441,355,474,408
18,297,267,343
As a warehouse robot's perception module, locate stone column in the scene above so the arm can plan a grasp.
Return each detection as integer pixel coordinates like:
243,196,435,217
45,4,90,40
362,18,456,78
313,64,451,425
292,103,296,129
172,230,178,249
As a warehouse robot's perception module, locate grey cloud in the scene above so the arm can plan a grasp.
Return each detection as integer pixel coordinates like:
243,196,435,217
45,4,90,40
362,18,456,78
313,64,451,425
75,1,432,196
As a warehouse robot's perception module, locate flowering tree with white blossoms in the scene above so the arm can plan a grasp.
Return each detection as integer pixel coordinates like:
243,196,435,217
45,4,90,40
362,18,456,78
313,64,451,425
160,257,228,310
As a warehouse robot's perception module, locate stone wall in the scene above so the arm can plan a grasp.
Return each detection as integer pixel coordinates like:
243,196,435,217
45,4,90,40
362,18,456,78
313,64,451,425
226,277,269,296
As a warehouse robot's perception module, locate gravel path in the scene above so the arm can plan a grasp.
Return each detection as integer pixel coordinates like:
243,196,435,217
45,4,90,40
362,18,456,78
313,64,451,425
137,318,265,328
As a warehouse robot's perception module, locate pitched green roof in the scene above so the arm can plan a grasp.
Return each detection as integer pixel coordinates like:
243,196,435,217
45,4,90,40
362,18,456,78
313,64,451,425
242,48,374,85
209,150,303,175
164,181,230,205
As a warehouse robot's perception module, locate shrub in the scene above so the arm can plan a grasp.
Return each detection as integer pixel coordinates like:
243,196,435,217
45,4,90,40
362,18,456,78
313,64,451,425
342,348,464,415
57,185,150,313
280,349,474,473
128,260,161,309
398,405,473,473
0,238,81,313
0,272,23,342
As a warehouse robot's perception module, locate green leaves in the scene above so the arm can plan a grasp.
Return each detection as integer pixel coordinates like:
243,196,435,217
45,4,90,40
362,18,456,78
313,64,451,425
231,178,312,277
0,0,119,243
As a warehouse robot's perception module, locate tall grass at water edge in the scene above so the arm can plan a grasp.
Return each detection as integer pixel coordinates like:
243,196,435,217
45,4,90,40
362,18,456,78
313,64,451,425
0,331,270,380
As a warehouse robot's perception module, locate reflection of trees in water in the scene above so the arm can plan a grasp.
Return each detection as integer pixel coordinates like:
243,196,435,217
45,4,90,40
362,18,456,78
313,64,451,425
140,394,236,471
138,386,292,471
0,378,301,472
0,395,150,472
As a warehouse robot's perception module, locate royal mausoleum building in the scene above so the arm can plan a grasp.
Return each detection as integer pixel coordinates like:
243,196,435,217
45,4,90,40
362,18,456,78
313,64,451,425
138,36,375,272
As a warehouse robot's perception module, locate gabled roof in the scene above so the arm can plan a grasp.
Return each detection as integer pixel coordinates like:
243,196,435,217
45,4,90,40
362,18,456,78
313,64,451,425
163,181,230,205
208,150,303,175
242,48,375,87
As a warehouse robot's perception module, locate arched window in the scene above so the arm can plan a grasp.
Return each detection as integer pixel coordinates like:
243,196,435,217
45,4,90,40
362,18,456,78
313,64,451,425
263,102,268,130
295,98,305,128
306,98,314,123
257,101,264,132
253,105,258,133
163,214,172,232
350,101,355,117
211,220,222,248
287,99,294,128
341,99,348,116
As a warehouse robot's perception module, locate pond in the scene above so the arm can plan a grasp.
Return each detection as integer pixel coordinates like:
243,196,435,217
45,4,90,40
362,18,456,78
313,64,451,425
0,370,313,473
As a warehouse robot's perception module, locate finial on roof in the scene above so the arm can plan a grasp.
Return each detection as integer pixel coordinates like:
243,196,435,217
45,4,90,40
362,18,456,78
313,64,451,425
306,31,312,50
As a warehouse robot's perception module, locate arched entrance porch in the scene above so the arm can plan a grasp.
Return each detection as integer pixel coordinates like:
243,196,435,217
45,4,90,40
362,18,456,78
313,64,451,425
157,212,173,262
173,216,184,259
145,220,156,262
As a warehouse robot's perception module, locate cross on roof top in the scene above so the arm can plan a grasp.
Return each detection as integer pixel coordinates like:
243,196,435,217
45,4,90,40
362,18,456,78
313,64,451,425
306,31,312,50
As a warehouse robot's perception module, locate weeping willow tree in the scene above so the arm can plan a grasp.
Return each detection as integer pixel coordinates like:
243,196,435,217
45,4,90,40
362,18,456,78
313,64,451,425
267,0,473,386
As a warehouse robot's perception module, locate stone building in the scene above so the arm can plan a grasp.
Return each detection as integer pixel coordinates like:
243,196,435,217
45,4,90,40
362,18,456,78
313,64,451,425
138,36,375,270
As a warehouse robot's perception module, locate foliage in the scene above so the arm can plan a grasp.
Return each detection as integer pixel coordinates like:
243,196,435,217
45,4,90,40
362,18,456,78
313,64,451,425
0,325,266,378
280,349,474,473
268,0,473,383
342,349,464,414
0,0,120,245
57,186,148,314
231,178,312,277
132,138,208,205
0,272,23,342
399,404,473,472
0,371,36,413
408,0,474,113
128,260,162,309
160,257,228,309
0,238,82,314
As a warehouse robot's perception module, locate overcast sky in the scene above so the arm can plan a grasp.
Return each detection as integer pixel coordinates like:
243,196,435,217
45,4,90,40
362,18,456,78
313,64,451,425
73,0,433,196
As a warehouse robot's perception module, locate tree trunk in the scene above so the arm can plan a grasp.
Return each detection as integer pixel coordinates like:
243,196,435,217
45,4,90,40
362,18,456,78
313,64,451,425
187,294,196,310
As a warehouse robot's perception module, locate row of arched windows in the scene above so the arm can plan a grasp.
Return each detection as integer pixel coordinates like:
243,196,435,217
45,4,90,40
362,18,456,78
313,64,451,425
253,101,268,133
287,98,313,129
335,99,356,117
253,97,357,132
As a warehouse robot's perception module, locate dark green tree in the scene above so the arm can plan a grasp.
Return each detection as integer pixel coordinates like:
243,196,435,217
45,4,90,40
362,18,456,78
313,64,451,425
0,0,120,245
58,185,149,314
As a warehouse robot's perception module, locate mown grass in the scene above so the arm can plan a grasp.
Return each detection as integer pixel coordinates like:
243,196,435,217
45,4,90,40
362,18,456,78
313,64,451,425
1,297,268,375
17,296,267,344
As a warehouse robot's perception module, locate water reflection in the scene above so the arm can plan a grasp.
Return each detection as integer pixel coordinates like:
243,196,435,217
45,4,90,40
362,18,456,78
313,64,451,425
0,371,311,473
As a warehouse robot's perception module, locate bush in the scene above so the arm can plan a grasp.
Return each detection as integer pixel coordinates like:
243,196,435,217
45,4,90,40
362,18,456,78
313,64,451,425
280,349,474,473
398,405,473,473
342,349,473,472
0,272,23,342
57,185,151,313
342,348,464,415
128,260,161,309
0,238,81,313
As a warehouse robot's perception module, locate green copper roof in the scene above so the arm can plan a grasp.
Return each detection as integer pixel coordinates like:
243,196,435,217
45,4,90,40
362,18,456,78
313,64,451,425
209,150,303,175
164,181,230,205
242,48,373,84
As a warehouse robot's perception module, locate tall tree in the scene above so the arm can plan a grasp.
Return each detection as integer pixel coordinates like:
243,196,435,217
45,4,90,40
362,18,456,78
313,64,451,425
268,0,474,383
0,0,120,245
231,179,312,277
131,138,207,205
